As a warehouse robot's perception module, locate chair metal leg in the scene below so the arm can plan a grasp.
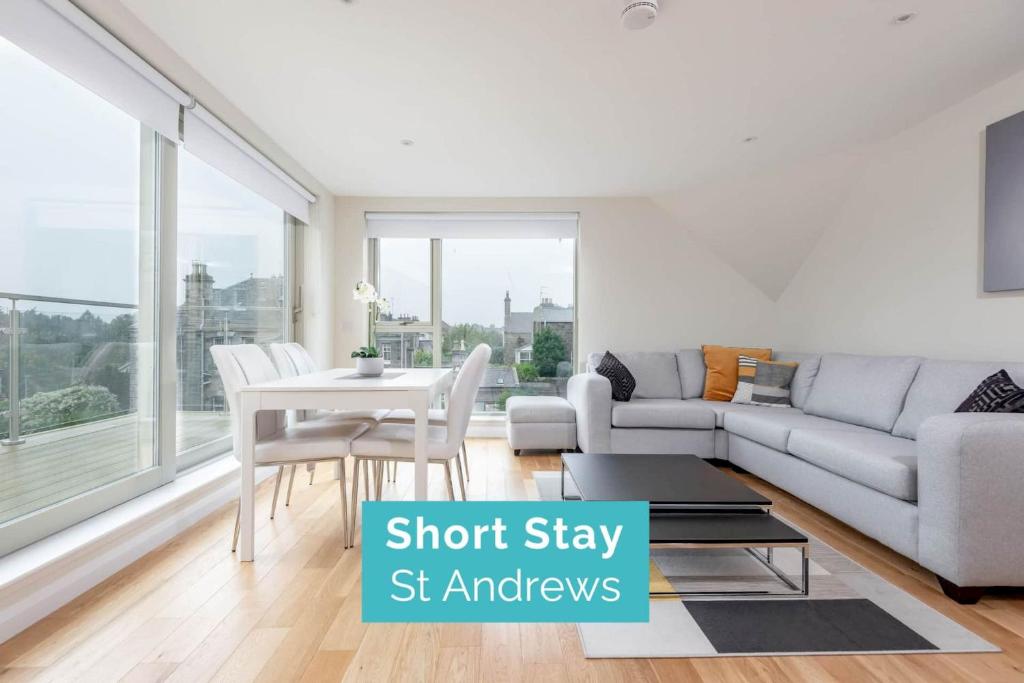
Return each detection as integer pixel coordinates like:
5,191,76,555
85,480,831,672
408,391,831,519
309,466,315,486
372,461,379,500
285,465,297,506
375,461,384,500
455,453,467,501
461,441,469,481
350,459,361,547
444,461,455,501
270,466,284,519
339,459,350,549
363,459,371,501
231,501,241,552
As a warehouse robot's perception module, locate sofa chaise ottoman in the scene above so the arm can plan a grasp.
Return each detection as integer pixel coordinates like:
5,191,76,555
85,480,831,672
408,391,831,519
505,395,577,455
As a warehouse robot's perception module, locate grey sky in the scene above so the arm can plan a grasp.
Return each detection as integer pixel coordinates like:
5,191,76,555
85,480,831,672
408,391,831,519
378,238,575,327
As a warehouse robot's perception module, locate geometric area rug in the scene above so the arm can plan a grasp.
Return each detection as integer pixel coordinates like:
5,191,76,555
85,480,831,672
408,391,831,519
534,471,998,658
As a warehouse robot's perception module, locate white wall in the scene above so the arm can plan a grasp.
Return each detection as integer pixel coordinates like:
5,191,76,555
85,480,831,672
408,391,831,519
334,197,776,365
651,147,869,301
76,0,337,366
775,68,1024,361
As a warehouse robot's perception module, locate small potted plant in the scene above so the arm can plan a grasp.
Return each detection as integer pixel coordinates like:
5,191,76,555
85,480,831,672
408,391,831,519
352,281,391,376
351,345,385,376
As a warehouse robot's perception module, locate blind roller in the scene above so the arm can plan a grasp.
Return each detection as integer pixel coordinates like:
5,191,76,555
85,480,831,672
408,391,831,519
0,0,188,140
365,212,578,239
184,105,316,223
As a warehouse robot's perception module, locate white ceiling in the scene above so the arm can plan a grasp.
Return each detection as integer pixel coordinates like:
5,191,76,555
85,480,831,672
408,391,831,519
120,0,1024,198
118,0,1024,300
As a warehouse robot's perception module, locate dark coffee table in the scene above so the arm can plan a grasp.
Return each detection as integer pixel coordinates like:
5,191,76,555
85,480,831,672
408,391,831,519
561,453,809,597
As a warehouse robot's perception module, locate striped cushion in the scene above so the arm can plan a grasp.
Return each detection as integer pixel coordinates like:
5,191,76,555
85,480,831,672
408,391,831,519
731,356,799,407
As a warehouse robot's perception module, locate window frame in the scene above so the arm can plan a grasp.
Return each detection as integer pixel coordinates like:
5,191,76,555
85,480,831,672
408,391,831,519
368,229,579,413
368,237,443,368
0,127,168,556
0,130,299,556
172,202,296,474
0,25,304,557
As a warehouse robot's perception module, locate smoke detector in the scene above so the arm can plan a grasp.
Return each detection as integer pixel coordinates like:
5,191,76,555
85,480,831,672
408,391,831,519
622,0,658,30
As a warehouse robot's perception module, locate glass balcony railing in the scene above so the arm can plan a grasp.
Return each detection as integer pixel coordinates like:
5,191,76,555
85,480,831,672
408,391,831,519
0,292,145,446
0,291,161,528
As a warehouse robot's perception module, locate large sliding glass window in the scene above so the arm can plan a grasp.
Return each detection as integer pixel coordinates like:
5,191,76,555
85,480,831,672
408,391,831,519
0,36,160,554
0,3,309,555
175,150,290,470
369,215,577,414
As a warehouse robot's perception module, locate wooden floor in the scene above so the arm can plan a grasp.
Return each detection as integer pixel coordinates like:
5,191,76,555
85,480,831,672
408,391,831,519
2,439,1024,682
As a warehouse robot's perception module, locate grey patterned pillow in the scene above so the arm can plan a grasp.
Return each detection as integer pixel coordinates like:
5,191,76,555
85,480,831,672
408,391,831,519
731,355,798,407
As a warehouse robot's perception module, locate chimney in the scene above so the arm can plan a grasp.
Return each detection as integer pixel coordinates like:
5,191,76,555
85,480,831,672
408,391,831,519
184,261,214,306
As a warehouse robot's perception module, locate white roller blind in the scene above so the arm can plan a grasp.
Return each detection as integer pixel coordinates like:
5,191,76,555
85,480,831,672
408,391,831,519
183,105,315,223
0,0,188,140
365,212,578,239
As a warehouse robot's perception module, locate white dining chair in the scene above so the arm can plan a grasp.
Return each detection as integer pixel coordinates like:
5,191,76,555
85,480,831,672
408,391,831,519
380,405,470,482
379,350,487,482
212,344,372,551
347,344,490,546
269,342,390,501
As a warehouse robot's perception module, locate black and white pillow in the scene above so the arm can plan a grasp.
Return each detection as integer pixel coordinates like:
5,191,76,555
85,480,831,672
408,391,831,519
596,351,636,402
955,370,1024,413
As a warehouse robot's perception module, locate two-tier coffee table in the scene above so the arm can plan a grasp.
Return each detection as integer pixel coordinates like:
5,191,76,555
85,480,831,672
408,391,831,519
561,453,809,598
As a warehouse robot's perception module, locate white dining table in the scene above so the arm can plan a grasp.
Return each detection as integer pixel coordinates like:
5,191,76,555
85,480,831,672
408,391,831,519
235,367,454,561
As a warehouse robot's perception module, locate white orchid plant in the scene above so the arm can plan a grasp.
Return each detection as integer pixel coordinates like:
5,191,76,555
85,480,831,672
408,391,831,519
352,280,391,318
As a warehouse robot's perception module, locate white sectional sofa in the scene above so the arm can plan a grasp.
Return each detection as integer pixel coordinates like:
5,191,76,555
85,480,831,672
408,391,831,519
567,350,1024,603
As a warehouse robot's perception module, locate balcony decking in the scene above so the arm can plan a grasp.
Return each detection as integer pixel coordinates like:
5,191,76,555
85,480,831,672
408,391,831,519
0,412,230,525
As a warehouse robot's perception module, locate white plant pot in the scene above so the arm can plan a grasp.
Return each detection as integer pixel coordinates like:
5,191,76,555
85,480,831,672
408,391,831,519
355,357,385,377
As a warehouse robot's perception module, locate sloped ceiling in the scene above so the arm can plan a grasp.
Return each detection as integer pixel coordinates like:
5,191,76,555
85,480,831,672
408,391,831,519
651,147,871,299
115,0,1024,299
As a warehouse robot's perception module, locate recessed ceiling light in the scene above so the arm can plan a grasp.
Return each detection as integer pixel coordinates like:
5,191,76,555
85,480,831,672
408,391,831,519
399,138,415,147
892,12,917,24
742,136,759,143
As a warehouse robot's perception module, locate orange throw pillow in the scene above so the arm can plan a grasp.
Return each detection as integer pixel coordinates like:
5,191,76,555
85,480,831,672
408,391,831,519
702,345,773,401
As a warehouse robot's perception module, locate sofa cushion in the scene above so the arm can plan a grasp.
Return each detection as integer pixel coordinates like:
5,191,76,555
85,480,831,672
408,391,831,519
732,356,798,407
676,349,706,399
892,360,1024,439
506,396,576,424
684,398,770,428
611,399,715,429
787,429,918,501
587,351,682,399
772,351,821,409
724,409,872,452
802,354,922,432
595,352,637,402
956,370,1024,413
701,345,773,401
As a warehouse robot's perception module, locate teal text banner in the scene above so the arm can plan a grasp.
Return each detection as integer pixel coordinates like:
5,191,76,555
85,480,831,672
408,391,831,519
361,501,650,623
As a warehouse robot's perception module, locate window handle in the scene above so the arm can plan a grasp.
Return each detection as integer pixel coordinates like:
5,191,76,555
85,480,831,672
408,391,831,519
292,285,303,324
